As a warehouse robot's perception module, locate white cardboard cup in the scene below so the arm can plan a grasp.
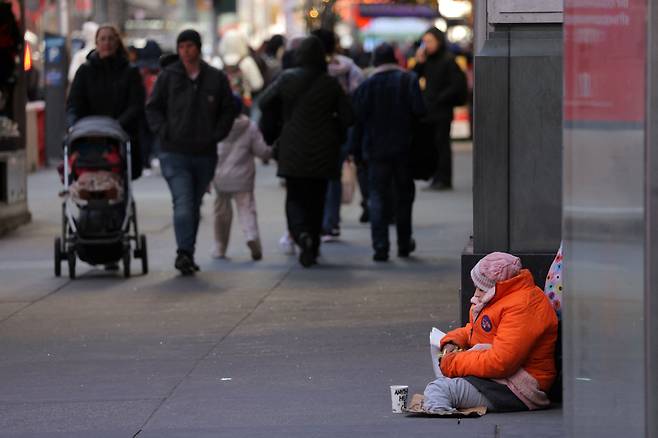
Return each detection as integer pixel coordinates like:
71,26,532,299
390,385,409,413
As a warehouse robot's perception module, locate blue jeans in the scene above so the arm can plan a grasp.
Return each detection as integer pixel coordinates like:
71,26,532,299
322,141,351,232
368,159,415,253
160,152,218,255
322,178,342,232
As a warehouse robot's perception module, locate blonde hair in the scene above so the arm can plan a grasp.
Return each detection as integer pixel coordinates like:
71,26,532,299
95,24,127,58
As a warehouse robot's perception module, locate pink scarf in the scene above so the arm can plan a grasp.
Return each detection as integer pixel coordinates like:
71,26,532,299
470,287,496,320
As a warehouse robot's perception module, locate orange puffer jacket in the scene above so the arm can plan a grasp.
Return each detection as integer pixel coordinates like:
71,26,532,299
440,269,558,392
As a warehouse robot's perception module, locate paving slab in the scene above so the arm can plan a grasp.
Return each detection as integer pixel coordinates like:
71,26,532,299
0,399,159,436
0,147,564,437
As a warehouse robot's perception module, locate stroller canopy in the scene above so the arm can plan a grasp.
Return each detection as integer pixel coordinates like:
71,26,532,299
67,116,130,145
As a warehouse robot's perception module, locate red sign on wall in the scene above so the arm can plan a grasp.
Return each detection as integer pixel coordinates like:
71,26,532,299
564,0,647,123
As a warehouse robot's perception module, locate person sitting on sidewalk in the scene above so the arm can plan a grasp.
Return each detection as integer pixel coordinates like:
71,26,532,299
212,95,272,260
424,252,558,413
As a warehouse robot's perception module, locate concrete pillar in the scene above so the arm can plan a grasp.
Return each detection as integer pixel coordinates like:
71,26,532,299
461,0,563,323
284,0,304,36
648,3,658,435
93,0,108,23
181,0,198,22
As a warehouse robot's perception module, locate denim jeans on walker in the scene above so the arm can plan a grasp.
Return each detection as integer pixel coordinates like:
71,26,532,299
160,152,217,255
322,178,342,233
322,138,351,233
368,159,415,253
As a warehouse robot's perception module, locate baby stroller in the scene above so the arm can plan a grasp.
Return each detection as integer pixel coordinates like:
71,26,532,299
54,116,148,278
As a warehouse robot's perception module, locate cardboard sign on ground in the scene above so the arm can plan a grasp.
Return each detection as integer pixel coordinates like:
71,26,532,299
403,394,487,417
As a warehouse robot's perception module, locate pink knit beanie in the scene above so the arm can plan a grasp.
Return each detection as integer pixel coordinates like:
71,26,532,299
471,252,522,292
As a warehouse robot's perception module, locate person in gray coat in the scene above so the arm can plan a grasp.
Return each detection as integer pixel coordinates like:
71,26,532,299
212,96,272,261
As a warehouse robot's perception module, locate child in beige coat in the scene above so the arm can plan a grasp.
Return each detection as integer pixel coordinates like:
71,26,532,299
212,101,271,260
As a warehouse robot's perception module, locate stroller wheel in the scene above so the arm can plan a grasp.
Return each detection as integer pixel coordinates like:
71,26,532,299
123,246,131,278
54,238,62,277
67,250,76,279
139,235,148,275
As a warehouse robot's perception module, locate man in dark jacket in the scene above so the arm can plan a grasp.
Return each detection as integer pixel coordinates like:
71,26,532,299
145,29,235,275
352,43,426,261
259,36,353,267
414,27,467,190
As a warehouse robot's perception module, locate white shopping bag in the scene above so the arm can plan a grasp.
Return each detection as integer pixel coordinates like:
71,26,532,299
429,327,446,378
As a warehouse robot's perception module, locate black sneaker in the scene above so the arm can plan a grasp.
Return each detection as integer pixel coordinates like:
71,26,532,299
188,252,200,271
373,250,389,262
247,239,263,261
175,251,196,275
398,238,417,258
298,233,315,268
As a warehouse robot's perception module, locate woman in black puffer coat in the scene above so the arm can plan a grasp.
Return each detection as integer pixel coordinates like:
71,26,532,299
66,24,145,179
259,36,353,267
413,27,467,190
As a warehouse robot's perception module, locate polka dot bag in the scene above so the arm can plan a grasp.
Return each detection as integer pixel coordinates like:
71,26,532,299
544,243,563,319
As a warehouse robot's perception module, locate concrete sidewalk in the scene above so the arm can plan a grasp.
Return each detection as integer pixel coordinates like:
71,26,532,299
0,145,562,437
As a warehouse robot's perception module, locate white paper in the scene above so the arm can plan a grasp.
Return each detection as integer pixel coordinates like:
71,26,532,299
430,327,446,346
429,327,447,378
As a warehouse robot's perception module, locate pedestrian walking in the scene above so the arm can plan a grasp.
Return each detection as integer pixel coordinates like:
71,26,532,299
262,34,286,86
311,29,364,241
260,35,304,258
67,21,99,83
214,30,264,111
413,27,468,191
145,29,235,275
212,96,272,261
66,23,145,180
133,39,163,174
259,36,354,268
351,43,426,261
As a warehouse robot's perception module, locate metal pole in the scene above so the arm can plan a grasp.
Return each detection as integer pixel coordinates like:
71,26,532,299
94,0,108,24
210,2,218,56
183,0,197,22
58,0,69,36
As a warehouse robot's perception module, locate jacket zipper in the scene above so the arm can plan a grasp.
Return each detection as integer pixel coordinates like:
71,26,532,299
469,303,490,343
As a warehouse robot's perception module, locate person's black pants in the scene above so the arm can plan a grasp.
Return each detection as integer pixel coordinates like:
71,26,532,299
432,118,453,186
285,177,328,255
368,160,415,254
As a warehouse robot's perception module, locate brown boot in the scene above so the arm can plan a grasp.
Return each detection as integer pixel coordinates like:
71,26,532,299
247,239,262,261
